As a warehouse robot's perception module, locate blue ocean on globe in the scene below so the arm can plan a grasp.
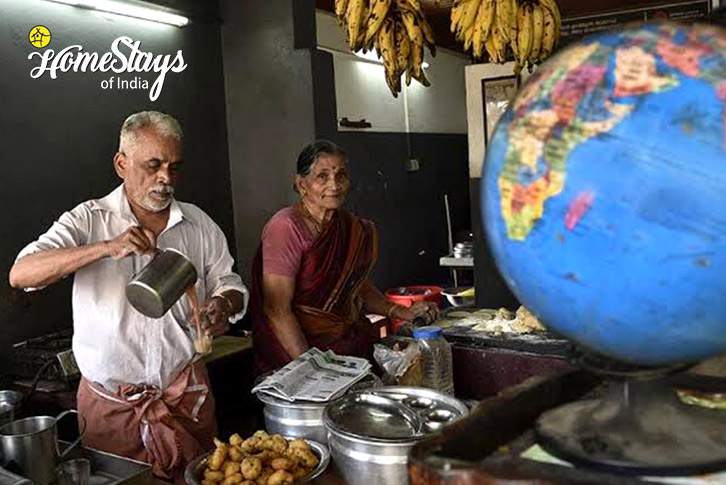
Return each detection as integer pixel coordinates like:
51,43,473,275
482,22,726,366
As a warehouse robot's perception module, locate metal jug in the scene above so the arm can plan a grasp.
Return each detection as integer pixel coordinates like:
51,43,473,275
0,410,86,485
0,391,23,428
126,248,198,318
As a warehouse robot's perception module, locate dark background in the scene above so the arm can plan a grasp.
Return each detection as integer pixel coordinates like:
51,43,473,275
2,0,691,376
311,50,472,289
0,0,469,376
0,0,231,372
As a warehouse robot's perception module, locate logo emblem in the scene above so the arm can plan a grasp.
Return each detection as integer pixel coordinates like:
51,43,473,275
29,26,51,48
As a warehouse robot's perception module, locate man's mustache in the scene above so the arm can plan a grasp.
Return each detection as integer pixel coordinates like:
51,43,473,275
149,185,174,195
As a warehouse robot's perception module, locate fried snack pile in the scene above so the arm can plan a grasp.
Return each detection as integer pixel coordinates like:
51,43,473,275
202,431,320,485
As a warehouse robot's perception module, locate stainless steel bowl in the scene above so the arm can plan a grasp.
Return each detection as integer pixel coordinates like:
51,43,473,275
0,391,23,428
441,287,475,308
184,437,330,485
256,372,382,444
323,386,468,485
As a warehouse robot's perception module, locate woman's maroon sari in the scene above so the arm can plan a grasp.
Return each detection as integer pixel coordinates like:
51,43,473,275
251,209,378,374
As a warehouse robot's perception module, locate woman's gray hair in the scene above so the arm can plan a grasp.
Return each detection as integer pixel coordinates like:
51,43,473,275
119,111,183,153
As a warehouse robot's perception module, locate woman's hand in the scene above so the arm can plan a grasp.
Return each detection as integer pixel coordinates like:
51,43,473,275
199,296,231,337
392,301,439,325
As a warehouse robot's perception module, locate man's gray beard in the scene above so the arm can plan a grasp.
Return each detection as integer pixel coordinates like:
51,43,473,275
141,195,173,212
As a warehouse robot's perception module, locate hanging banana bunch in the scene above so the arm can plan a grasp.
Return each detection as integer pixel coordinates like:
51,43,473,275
335,0,437,97
451,0,561,73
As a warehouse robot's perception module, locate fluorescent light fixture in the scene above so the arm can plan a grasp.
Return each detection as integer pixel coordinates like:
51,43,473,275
355,50,430,68
354,50,382,64
45,0,189,27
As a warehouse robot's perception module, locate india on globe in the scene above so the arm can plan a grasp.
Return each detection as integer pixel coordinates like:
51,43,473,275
482,21,726,366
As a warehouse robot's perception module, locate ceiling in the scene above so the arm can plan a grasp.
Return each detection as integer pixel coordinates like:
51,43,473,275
315,0,687,55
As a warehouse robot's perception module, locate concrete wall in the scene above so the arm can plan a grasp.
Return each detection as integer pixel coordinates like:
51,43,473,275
313,41,471,289
221,0,317,278
316,10,469,135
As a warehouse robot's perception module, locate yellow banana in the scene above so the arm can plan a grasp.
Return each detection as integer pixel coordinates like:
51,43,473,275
419,15,436,56
365,0,392,45
460,0,483,36
397,0,424,17
411,44,430,86
410,41,423,77
385,70,401,97
471,0,488,58
357,3,371,51
530,3,544,62
452,0,474,34
509,1,519,69
419,16,435,45
451,1,464,33
516,3,533,67
494,0,511,43
401,9,424,46
480,0,496,46
346,0,365,50
335,0,349,22
395,20,411,78
541,5,556,59
463,23,475,51
484,32,498,62
539,0,561,41
491,23,507,63
378,17,397,77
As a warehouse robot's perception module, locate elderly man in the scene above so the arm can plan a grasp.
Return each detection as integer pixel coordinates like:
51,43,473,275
9,111,248,479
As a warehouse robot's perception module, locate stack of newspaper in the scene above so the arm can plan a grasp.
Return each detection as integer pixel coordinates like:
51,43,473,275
252,348,372,403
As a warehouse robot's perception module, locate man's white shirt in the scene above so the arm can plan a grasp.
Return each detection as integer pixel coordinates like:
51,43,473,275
16,185,248,392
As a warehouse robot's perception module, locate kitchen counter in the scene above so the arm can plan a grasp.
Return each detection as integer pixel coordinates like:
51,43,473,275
433,309,575,400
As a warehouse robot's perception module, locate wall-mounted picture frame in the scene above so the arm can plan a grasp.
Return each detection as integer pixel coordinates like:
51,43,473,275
481,75,519,144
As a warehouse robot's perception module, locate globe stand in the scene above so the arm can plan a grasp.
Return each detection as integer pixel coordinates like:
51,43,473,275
535,351,726,476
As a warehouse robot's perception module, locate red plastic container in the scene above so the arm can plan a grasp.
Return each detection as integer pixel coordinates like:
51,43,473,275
384,286,443,334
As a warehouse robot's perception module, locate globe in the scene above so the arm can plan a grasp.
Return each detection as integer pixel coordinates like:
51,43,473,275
482,21,726,366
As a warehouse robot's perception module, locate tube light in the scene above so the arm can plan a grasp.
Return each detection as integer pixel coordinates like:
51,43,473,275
45,0,189,27
354,50,382,64
354,50,429,68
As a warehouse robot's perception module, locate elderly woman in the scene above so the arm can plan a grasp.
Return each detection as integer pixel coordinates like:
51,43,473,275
251,140,438,373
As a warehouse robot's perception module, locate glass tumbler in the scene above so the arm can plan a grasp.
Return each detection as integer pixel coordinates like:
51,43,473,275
56,458,90,485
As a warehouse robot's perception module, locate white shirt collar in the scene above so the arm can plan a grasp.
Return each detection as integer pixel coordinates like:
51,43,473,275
90,184,186,230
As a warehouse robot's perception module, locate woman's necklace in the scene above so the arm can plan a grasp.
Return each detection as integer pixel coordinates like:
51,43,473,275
300,202,323,235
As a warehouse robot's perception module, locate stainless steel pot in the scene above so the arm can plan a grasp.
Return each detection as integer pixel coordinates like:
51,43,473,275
0,391,23,428
256,373,382,444
326,428,415,485
323,386,468,485
126,248,197,318
0,410,85,485
258,393,328,444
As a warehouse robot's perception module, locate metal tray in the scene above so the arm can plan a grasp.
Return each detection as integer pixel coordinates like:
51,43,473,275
58,441,152,485
371,387,469,435
184,437,330,485
324,386,469,444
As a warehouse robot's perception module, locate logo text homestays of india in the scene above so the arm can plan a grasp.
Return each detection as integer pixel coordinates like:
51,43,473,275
28,36,187,101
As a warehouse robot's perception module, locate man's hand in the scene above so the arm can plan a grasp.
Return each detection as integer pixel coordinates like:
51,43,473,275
199,296,231,337
106,226,157,259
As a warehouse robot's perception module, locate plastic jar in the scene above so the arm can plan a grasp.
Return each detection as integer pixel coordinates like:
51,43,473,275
412,325,454,395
